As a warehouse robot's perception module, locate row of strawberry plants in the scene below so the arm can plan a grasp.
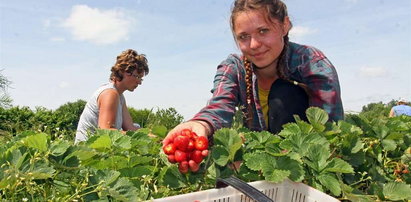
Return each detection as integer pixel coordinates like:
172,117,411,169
0,107,410,201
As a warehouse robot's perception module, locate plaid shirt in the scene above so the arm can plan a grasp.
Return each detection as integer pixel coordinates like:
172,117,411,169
192,42,344,132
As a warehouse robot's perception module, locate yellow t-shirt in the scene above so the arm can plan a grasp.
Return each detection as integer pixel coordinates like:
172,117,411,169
258,87,270,127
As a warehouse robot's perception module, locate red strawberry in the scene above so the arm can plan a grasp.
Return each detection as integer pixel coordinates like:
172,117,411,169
187,140,195,151
179,161,189,174
191,131,198,139
174,150,187,162
188,160,200,172
163,143,176,155
167,154,176,163
174,135,190,152
201,149,209,157
194,136,208,151
190,150,204,164
180,129,192,137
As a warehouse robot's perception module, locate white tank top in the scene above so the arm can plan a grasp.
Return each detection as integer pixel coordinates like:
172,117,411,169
75,83,125,142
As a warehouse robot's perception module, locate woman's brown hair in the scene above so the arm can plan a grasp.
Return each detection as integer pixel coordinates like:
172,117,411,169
110,49,149,81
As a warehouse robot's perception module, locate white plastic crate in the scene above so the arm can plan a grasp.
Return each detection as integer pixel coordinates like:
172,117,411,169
151,179,340,202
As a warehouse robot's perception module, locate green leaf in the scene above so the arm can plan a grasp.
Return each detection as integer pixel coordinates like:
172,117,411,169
119,166,153,178
128,155,152,166
296,121,314,134
283,131,329,158
50,140,71,156
343,193,375,202
244,152,304,183
381,139,396,151
112,134,132,150
93,156,129,170
247,131,272,144
21,133,48,152
238,164,261,181
10,149,27,169
160,166,186,188
263,169,290,183
213,128,243,160
89,134,112,150
265,142,288,156
53,180,71,194
306,107,329,125
383,182,411,201
324,158,354,173
212,145,230,166
341,133,364,154
69,147,97,161
278,123,301,138
338,121,363,136
275,156,304,182
373,124,389,139
93,170,121,186
206,163,218,181
151,125,167,138
243,151,266,171
401,152,411,164
261,156,290,183
317,173,341,196
106,177,139,201
305,144,330,171
29,161,56,179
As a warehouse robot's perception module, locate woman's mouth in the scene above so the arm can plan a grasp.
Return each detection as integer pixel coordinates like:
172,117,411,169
252,51,267,58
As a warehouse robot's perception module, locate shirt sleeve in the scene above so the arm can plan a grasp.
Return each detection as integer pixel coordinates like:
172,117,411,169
300,52,344,121
191,55,243,132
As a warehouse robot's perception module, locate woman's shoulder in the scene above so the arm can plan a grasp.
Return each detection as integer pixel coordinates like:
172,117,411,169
219,54,243,66
288,42,326,59
213,54,246,79
287,42,331,72
91,83,117,97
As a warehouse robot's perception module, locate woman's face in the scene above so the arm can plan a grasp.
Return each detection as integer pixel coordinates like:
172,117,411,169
233,9,290,69
123,70,144,92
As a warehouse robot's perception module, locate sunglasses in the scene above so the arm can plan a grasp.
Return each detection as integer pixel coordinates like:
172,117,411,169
128,72,144,81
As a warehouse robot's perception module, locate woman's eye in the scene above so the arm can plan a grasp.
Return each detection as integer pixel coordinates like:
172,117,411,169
259,28,269,34
238,34,250,41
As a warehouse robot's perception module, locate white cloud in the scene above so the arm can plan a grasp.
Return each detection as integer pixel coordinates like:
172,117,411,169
62,5,132,45
359,66,387,78
289,26,317,42
43,19,51,28
344,0,359,3
50,37,65,42
59,81,69,88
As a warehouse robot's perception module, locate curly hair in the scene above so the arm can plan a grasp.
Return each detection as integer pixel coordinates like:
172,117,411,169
110,49,149,81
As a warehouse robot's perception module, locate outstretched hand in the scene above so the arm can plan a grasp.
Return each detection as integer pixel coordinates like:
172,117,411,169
163,120,211,146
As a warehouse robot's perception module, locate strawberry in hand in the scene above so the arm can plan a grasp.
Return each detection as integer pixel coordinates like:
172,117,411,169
163,143,176,155
163,128,209,174
194,136,208,151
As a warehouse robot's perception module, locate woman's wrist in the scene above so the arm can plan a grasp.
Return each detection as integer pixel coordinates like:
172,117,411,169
192,120,213,136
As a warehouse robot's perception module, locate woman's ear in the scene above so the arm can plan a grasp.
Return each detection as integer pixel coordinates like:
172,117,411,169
282,16,291,36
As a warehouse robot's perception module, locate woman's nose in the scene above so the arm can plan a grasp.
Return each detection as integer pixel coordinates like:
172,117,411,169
250,36,262,49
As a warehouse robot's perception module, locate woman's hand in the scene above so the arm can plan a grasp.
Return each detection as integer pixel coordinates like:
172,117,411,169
163,120,211,146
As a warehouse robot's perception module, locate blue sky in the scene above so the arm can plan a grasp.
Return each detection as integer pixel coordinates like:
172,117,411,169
1,0,410,120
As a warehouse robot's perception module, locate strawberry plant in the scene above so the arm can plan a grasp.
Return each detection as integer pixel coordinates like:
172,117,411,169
0,107,410,201
208,107,411,201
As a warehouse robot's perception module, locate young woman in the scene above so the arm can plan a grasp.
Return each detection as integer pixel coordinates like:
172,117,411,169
75,49,149,142
164,0,343,145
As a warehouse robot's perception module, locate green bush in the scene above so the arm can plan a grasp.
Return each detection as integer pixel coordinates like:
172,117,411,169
0,101,184,142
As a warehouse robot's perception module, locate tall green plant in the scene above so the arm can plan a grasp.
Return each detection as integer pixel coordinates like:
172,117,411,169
0,70,12,108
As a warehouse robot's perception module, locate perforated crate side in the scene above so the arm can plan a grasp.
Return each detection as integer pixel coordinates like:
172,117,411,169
150,179,340,202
